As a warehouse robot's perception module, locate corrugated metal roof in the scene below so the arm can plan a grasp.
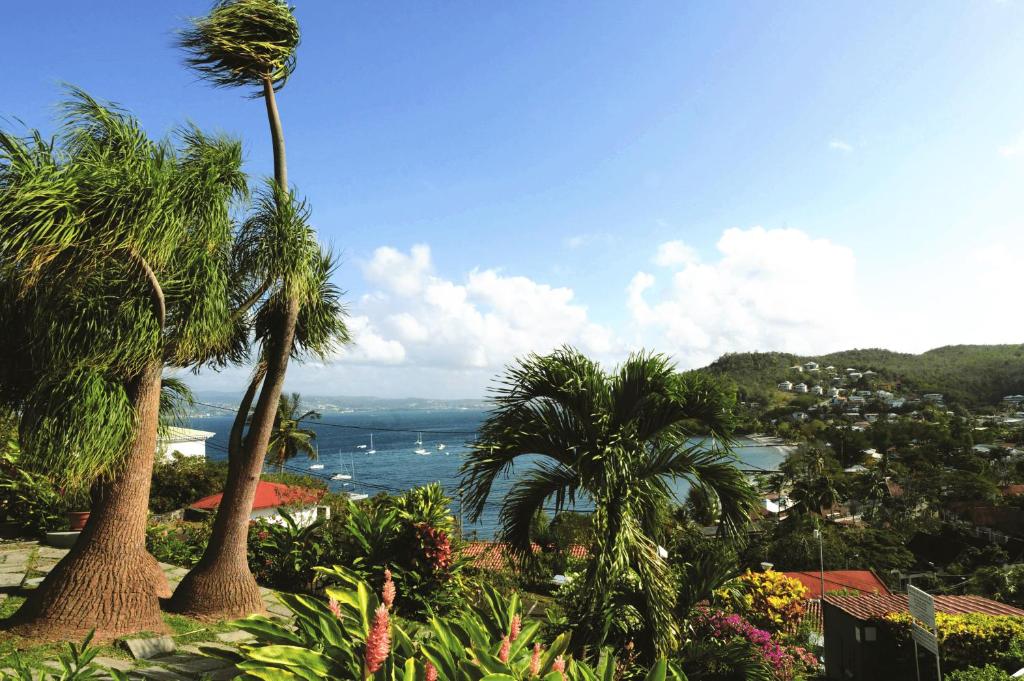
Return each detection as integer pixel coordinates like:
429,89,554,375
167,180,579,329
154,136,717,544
784,570,891,599
824,593,1024,620
462,541,588,571
158,426,216,443
190,481,323,512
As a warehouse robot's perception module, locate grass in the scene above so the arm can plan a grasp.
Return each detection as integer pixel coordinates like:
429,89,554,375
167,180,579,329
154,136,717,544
0,595,239,669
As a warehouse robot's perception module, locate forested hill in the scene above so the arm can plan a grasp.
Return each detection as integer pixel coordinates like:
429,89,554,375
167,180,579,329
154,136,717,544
698,345,1024,407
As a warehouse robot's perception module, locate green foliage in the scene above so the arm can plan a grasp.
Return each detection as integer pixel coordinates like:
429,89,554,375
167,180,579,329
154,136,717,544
0,457,66,536
264,392,320,471
946,665,1014,681
0,631,127,681
149,453,229,513
462,347,757,657
179,0,300,94
249,509,327,592
146,520,211,568
703,346,1024,408
230,565,680,681
882,612,1024,674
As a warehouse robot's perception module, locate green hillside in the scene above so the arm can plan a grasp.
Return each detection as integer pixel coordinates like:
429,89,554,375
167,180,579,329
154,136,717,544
697,345,1024,408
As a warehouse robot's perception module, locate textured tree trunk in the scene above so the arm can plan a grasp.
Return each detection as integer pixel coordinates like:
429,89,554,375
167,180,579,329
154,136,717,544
8,361,169,642
168,299,299,618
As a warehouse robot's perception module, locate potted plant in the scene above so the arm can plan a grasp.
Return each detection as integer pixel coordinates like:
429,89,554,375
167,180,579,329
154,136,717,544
61,487,92,532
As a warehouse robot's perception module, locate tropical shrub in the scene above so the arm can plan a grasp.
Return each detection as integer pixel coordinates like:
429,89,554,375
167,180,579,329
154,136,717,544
881,612,1024,673
229,564,682,681
685,608,817,681
149,453,228,514
945,665,1014,681
0,631,127,680
248,509,327,592
728,570,808,635
146,520,211,567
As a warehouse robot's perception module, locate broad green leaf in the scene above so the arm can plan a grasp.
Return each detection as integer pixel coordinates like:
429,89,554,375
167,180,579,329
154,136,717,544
245,645,333,676
644,659,667,681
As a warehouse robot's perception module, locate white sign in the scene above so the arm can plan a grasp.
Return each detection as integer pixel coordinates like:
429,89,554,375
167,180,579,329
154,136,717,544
911,622,939,656
908,585,936,629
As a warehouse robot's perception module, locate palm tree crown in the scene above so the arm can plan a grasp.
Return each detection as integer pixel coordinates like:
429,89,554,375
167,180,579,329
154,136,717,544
460,347,757,657
265,392,320,471
178,0,300,94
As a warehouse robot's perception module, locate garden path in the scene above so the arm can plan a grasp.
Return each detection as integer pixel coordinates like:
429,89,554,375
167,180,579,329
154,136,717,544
0,541,292,680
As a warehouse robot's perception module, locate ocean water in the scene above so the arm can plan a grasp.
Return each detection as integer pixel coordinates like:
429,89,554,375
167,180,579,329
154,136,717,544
191,409,785,538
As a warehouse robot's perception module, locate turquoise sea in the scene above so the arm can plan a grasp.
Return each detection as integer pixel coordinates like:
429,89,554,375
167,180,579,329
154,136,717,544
191,409,784,538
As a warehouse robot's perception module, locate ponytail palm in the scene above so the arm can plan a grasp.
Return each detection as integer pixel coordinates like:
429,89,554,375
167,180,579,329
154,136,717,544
461,348,757,657
0,89,245,641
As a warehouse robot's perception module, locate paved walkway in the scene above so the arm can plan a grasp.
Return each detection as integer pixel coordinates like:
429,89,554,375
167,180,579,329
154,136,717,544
0,541,292,680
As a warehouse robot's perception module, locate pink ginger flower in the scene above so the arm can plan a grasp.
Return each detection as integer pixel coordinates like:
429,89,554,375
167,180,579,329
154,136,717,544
425,661,438,681
499,635,511,664
364,604,391,674
552,655,566,679
328,598,341,618
529,643,542,677
509,614,522,642
382,569,396,610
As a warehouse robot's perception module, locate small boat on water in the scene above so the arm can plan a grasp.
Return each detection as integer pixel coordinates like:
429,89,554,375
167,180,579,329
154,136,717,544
356,444,367,450
414,432,429,455
309,464,324,470
331,472,352,480
367,433,376,455
437,443,446,451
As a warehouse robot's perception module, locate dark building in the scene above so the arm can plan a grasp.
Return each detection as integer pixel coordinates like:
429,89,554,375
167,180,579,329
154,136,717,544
823,593,1024,681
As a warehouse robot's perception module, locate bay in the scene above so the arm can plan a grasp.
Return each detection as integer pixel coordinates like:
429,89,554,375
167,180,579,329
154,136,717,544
191,409,786,538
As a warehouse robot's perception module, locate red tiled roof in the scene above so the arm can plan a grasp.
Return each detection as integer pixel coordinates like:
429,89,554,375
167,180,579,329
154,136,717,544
824,593,1024,621
1001,484,1024,497
462,541,588,571
784,570,891,599
190,481,324,512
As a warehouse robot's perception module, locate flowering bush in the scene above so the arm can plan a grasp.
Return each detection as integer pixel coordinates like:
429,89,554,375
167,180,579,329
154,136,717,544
728,570,808,635
146,519,211,567
688,608,818,681
881,612,1024,673
228,564,678,681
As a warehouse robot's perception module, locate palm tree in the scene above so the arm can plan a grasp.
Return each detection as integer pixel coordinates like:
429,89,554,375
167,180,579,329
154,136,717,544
170,0,349,619
0,90,246,641
461,347,757,658
265,392,320,471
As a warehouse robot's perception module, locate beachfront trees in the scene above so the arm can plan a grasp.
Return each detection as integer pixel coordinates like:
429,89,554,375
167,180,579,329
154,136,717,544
0,91,246,640
460,347,758,658
168,0,350,619
266,392,321,471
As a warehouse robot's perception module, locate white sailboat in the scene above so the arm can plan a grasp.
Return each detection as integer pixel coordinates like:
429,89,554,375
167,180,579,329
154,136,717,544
309,464,324,470
367,433,376,455
436,443,446,451
310,443,324,469
414,432,429,456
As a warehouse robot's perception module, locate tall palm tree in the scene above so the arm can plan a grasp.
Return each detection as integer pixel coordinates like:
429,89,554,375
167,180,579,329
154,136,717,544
0,90,246,641
266,392,320,471
461,347,758,658
170,0,349,619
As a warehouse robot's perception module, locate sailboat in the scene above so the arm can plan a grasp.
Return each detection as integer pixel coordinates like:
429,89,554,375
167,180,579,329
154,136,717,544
436,443,446,451
331,449,352,480
367,433,376,455
310,443,324,469
330,450,368,500
413,432,429,456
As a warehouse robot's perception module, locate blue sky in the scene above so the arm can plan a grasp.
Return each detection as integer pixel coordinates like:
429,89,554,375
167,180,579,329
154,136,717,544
7,2,1024,397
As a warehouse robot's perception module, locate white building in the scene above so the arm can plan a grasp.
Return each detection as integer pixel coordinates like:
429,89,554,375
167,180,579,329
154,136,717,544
794,383,808,394
157,427,215,460
848,372,863,381
778,381,793,391
923,393,945,403
811,385,824,396
804,361,820,371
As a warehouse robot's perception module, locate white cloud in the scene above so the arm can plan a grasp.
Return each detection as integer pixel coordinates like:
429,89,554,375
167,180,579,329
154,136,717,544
999,131,1024,157
829,139,854,153
653,240,698,268
328,244,618,394
628,227,866,367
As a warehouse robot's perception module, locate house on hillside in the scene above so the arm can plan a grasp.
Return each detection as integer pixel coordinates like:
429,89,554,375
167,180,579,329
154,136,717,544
922,393,944,403
794,383,808,394
188,481,326,527
157,427,215,460
848,372,863,381
786,570,890,600
462,541,589,572
804,361,819,372
822,593,1024,681
778,381,793,391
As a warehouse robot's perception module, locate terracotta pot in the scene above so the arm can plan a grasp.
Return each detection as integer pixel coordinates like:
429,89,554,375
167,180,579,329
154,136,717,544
66,511,90,532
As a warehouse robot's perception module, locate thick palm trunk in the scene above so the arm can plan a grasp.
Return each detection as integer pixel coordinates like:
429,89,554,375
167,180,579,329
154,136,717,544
169,298,299,618
8,361,168,642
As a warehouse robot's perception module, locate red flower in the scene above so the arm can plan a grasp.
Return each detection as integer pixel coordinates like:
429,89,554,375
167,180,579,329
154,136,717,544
425,661,438,681
499,635,510,664
328,598,341,619
552,655,566,680
364,604,391,674
382,568,396,610
530,643,542,677
509,614,522,642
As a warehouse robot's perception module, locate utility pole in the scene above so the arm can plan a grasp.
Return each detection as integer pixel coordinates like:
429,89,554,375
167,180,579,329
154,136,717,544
814,526,825,598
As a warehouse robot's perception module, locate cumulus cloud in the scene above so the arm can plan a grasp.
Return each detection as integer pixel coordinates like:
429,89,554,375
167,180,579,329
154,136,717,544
334,245,617,379
829,139,854,153
628,227,866,367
